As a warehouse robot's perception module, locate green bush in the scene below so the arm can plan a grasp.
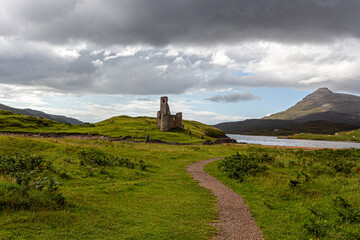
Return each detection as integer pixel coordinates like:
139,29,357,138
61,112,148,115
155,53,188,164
218,152,273,182
0,154,65,211
78,148,149,171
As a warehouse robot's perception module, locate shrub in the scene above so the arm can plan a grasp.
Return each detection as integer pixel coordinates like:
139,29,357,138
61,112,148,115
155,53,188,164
218,152,272,182
294,149,359,176
0,154,65,211
78,148,149,172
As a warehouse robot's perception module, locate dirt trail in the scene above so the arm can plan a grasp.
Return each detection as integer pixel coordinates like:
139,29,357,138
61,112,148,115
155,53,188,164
187,158,263,240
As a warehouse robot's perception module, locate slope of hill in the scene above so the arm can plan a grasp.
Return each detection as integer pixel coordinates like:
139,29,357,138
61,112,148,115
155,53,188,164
0,103,83,124
0,110,70,131
215,88,360,135
264,88,360,124
0,111,225,143
213,119,298,134
88,115,226,143
213,119,358,136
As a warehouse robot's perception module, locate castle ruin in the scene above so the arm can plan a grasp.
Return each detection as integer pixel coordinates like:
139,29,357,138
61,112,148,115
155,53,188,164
157,96,183,132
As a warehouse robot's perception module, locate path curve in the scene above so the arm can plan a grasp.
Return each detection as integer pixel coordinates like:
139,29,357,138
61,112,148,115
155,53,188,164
187,158,264,240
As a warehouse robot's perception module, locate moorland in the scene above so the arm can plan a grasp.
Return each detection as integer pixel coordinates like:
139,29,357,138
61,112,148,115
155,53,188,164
0,110,359,239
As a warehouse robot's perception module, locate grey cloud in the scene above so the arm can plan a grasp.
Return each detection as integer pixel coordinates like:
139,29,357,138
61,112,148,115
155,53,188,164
0,45,202,95
206,92,261,103
135,97,150,101
2,0,360,46
0,47,99,93
1,42,359,95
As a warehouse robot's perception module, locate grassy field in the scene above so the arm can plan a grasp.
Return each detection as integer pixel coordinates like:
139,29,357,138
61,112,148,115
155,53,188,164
1,136,359,239
0,111,225,143
205,147,360,239
1,111,360,239
288,128,360,143
0,136,246,239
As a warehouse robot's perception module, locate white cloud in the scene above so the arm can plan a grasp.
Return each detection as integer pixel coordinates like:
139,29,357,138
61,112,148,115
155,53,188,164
0,84,67,106
211,50,234,66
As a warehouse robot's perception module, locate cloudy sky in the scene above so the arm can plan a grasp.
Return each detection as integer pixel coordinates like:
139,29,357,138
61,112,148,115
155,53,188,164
1,0,360,124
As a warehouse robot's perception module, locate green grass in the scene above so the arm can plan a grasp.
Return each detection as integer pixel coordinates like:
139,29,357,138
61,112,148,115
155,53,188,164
205,148,360,239
288,128,360,143
0,111,225,143
2,110,359,239
0,136,245,239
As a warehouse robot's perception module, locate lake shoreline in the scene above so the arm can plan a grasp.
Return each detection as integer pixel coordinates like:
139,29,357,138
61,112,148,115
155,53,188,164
227,134,360,149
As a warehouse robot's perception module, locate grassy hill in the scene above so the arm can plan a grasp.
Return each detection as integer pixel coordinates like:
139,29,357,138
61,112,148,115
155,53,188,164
0,111,226,143
0,103,83,124
0,110,69,131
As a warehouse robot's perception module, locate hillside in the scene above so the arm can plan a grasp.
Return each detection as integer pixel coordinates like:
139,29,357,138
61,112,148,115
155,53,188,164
80,115,227,143
264,88,360,125
213,118,357,136
0,103,83,124
213,119,298,134
215,88,360,135
0,111,226,143
0,110,70,131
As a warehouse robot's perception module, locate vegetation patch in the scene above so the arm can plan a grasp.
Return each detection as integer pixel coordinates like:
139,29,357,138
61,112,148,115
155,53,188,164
288,127,360,143
0,111,226,143
0,154,65,211
78,148,151,172
206,148,360,239
0,136,245,239
218,152,273,182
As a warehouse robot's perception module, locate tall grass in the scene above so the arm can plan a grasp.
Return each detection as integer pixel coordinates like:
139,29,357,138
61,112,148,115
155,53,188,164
0,154,65,211
0,136,245,239
206,148,360,239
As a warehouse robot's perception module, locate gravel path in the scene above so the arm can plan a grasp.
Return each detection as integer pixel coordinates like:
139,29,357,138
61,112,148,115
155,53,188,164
187,158,264,240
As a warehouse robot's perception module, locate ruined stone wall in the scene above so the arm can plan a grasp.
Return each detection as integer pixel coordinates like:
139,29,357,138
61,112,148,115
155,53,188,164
174,112,182,128
157,96,183,132
157,111,162,128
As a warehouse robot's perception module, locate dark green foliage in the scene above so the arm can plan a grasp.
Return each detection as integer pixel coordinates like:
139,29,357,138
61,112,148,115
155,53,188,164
218,152,273,182
304,197,360,239
333,197,360,224
78,148,149,171
215,148,360,239
288,179,301,188
0,155,55,186
0,154,65,211
303,216,328,238
294,149,358,176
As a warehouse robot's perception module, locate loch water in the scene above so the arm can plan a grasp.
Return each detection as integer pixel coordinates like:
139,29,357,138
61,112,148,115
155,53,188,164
227,134,360,149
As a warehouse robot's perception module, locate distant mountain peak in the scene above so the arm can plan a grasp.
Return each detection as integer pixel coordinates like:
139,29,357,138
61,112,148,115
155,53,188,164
315,87,332,93
305,87,333,99
264,88,360,122
314,87,332,93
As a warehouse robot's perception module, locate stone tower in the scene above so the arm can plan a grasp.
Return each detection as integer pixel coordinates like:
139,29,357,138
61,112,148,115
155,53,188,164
157,96,183,131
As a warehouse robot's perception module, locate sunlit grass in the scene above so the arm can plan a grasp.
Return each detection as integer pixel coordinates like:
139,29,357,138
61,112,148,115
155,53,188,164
0,111,225,143
205,148,360,239
288,128,360,143
0,136,244,239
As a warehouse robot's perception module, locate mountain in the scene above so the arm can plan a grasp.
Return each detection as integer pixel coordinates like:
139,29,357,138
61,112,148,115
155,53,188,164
214,88,360,135
214,119,298,134
264,87,360,124
0,103,83,125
